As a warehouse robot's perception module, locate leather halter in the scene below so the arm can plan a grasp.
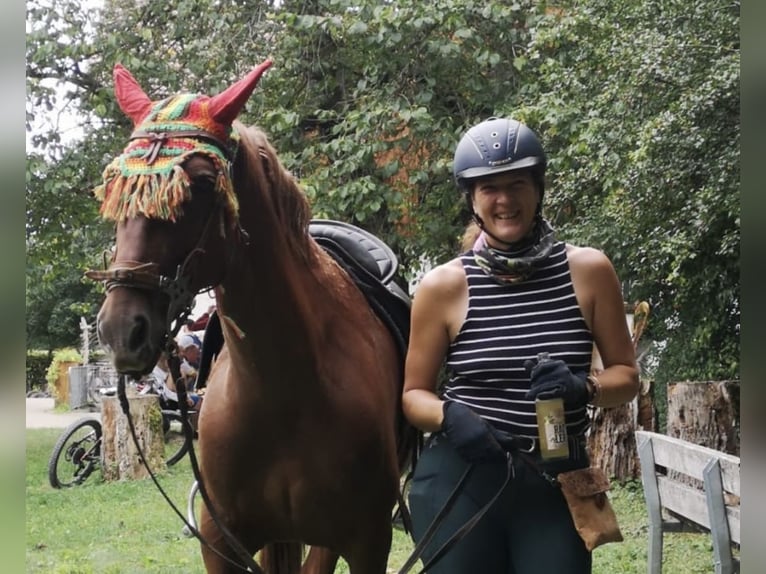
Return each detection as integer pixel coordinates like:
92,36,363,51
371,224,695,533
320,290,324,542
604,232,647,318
85,191,228,343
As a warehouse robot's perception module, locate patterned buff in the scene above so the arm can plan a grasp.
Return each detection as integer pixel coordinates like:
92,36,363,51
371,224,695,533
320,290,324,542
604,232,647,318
94,93,240,222
472,218,557,284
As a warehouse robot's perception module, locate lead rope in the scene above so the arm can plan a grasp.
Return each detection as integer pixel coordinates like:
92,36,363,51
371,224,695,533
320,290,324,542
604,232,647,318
116,341,261,573
397,454,514,574
168,349,264,573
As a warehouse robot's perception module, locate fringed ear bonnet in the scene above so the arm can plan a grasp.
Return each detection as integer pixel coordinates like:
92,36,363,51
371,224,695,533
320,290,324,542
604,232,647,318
95,60,273,222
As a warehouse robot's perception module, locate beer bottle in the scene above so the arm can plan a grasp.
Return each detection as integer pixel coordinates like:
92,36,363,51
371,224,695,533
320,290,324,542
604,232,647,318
533,352,569,460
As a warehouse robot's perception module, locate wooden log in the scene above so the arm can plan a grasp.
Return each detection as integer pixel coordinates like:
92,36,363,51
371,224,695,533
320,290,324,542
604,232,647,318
587,398,639,480
666,381,740,456
101,394,167,481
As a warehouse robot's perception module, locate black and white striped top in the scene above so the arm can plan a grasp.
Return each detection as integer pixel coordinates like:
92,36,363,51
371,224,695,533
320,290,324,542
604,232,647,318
443,241,593,439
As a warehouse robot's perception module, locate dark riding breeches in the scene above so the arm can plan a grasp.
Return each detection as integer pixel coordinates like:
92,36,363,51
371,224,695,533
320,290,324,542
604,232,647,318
408,433,592,574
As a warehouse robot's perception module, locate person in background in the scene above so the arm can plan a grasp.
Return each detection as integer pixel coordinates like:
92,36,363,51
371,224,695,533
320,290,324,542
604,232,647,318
150,352,202,432
176,334,201,391
187,304,216,332
180,323,203,348
402,117,639,573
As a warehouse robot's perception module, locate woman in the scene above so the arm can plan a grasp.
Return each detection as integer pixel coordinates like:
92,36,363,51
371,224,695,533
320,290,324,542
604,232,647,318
402,117,639,573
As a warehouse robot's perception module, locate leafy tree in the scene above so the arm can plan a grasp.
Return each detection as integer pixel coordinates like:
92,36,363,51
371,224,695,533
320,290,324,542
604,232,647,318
510,0,739,384
26,0,739,387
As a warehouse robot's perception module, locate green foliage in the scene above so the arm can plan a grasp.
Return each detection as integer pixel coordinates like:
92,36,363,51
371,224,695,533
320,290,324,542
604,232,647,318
26,0,739,386
511,0,739,384
262,0,543,267
26,350,51,391
44,348,82,390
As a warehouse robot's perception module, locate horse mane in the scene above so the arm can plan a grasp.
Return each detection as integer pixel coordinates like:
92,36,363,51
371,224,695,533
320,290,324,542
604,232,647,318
232,121,313,262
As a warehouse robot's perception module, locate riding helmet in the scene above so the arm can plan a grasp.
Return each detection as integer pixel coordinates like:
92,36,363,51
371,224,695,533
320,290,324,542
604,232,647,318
452,117,547,194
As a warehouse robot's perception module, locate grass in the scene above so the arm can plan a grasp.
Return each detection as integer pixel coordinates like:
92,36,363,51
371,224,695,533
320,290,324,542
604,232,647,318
27,428,718,573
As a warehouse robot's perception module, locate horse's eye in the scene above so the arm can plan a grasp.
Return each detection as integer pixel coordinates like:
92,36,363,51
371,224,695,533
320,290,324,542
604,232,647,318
192,172,217,192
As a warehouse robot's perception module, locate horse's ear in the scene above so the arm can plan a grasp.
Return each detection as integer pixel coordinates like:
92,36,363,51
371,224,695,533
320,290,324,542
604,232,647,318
113,63,153,125
208,60,273,125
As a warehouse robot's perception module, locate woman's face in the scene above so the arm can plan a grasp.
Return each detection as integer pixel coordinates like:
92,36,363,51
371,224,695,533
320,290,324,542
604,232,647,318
471,170,540,247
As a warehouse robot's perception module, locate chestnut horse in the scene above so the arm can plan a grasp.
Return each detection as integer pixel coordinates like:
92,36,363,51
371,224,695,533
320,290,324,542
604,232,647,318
91,61,415,573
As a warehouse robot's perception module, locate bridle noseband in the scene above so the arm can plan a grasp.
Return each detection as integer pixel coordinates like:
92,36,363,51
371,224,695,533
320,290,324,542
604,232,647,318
85,258,200,342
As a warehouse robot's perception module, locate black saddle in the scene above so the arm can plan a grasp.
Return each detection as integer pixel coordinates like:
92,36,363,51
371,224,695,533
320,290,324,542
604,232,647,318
309,219,396,282
194,219,411,390
309,219,411,360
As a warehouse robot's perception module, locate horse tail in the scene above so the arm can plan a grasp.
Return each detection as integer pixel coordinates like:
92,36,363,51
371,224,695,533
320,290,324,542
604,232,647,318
260,541,304,574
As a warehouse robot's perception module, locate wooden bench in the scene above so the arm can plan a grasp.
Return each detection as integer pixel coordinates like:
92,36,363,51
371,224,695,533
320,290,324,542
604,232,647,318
635,430,740,574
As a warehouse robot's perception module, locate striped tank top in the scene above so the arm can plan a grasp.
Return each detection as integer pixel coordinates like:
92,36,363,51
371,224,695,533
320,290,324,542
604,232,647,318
443,241,593,439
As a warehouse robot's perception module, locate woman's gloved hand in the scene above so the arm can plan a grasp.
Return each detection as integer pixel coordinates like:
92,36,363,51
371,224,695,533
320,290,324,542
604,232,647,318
441,401,507,463
524,358,589,408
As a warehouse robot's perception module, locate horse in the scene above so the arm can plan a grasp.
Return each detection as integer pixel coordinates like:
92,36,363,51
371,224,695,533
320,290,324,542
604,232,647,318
90,60,417,574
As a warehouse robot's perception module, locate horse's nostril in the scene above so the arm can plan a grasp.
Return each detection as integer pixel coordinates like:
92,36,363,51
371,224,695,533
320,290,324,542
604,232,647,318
128,315,150,352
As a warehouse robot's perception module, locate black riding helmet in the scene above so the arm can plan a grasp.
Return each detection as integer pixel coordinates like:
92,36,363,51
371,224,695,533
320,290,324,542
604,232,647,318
453,116,547,201
452,118,547,246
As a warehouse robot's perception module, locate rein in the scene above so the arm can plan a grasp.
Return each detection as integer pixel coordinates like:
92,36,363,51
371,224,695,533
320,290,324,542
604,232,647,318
168,350,264,573
397,454,514,574
87,165,260,570
114,342,262,573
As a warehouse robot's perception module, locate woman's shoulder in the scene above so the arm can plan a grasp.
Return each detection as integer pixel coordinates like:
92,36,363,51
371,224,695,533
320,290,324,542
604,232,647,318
565,243,613,270
565,243,620,299
414,257,466,300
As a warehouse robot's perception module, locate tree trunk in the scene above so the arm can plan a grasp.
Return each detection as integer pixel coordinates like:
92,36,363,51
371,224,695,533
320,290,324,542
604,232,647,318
101,394,166,481
587,302,655,482
666,380,740,456
587,380,655,481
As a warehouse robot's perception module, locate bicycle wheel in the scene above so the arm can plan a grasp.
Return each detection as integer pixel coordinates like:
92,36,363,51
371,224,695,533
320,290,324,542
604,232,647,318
48,418,102,488
161,410,192,467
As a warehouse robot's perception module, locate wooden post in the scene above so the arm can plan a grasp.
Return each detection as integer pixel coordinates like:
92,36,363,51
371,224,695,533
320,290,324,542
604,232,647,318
101,394,167,481
54,361,78,408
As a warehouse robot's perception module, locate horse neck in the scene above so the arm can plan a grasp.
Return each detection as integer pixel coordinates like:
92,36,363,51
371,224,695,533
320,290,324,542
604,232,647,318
216,206,325,391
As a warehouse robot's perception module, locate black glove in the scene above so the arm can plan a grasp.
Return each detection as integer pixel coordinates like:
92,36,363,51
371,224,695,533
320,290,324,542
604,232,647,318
441,401,506,463
524,358,589,408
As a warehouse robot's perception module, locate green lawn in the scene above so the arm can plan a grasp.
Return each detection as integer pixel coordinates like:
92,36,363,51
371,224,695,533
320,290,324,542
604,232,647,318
26,428,717,573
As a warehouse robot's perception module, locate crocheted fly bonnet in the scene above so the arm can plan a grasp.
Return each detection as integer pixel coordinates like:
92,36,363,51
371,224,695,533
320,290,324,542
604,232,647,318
95,60,273,222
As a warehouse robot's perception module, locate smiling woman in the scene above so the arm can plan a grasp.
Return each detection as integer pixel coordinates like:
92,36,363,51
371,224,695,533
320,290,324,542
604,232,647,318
401,116,639,574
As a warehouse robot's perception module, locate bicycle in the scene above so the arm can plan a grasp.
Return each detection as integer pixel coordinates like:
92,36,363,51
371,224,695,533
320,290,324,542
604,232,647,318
47,387,195,488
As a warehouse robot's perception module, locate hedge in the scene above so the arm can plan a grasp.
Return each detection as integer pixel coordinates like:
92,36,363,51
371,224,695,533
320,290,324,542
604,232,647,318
26,350,51,392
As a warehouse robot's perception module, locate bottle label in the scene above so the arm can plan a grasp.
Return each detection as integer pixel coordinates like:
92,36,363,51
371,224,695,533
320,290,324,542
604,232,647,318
536,398,569,460
544,414,568,450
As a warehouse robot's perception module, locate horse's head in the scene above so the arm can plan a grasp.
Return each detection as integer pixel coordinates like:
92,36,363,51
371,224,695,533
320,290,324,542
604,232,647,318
89,61,271,376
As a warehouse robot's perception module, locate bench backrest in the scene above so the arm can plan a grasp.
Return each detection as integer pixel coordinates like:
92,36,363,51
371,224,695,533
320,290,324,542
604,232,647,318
636,430,740,544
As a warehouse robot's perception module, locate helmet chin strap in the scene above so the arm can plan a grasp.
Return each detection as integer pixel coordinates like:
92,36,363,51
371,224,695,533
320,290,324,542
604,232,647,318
470,202,544,251
472,213,515,248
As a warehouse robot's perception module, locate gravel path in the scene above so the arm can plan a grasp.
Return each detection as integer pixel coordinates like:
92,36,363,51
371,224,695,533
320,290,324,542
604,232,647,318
25,398,101,429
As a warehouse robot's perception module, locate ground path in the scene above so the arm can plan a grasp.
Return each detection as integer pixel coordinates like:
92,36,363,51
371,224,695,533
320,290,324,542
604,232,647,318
26,398,100,429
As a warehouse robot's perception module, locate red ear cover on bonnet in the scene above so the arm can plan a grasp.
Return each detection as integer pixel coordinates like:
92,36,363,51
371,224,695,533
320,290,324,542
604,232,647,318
208,60,273,125
113,64,154,126
113,60,273,127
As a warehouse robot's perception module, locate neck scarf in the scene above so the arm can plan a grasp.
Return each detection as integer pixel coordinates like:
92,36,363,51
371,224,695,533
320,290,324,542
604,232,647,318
472,218,557,284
